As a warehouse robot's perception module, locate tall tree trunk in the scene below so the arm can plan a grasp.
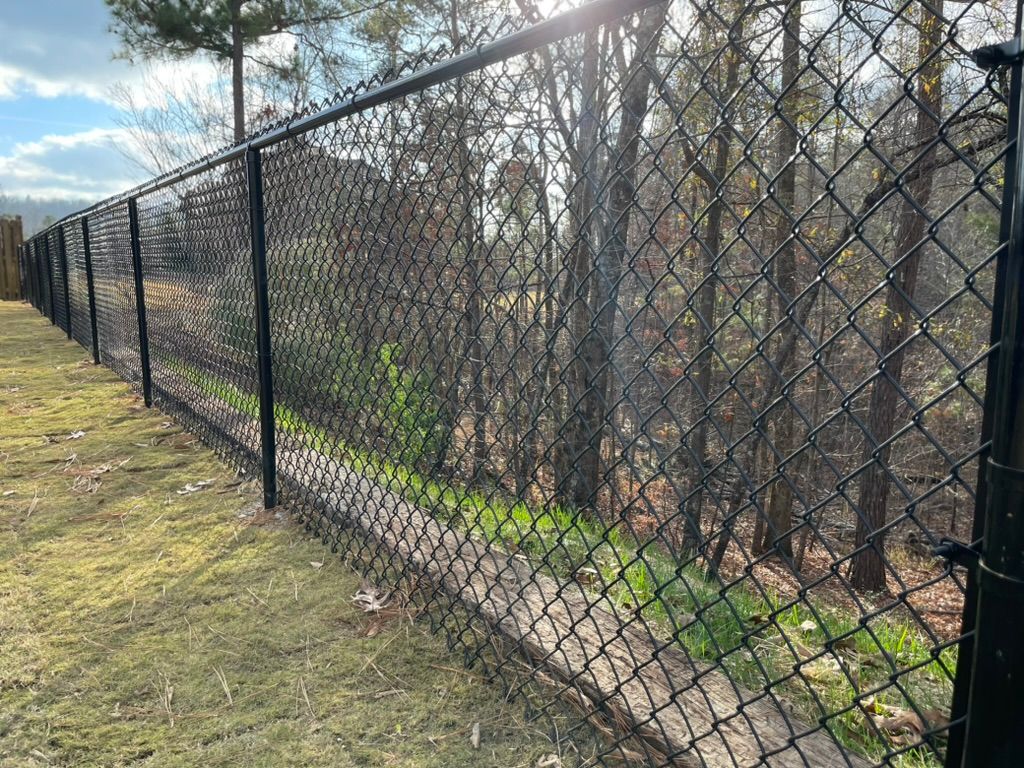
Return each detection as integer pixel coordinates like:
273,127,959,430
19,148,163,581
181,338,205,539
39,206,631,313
448,0,489,479
230,0,245,142
561,6,668,513
551,27,602,506
683,4,743,553
850,2,943,592
760,0,802,558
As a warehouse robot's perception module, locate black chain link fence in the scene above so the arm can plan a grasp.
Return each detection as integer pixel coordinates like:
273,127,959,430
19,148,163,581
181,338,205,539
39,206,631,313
16,0,1024,765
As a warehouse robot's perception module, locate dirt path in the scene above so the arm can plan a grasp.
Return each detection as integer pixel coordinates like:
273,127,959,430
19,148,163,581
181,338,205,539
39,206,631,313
0,303,568,768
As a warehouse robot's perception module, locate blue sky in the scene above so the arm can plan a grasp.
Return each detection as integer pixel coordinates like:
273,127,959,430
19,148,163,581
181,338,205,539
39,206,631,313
0,0,216,202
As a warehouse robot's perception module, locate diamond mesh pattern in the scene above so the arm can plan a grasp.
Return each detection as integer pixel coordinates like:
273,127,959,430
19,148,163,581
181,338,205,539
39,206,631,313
46,229,69,334
63,222,92,349
136,159,261,475
19,1,1017,765
88,204,142,388
33,236,53,321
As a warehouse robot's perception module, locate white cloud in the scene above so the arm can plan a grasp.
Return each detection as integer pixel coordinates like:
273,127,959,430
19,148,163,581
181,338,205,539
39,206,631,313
0,0,318,204
0,52,222,111
0,0,223,110
0,126,149,201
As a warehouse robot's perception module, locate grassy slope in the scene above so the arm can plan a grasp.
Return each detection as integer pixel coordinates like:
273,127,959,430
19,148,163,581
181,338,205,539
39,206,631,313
0,304,563,768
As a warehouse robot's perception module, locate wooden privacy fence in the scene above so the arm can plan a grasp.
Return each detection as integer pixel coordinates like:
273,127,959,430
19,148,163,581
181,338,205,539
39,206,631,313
0,216,24,301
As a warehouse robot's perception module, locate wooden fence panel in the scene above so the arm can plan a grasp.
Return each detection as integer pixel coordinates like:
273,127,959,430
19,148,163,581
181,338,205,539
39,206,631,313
0,216,24,301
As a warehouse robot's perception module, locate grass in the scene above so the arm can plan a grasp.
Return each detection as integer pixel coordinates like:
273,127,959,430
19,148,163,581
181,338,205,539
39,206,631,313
0,303,571,768
158,345,956,765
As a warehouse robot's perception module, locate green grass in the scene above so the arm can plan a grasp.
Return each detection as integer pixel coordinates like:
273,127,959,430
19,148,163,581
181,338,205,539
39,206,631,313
160,349,955,766
0,304,572,768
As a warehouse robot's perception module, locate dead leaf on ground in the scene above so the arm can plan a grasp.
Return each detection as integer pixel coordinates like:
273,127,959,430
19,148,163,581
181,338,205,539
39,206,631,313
241,507,284,527
67,430,86,440
71,474,102,494
536,756,562,768
801,656,841,682
164,432,198,449
352,586,391,613
176,479,214,495
66,458,129,480
310,561,324,569
862,698,950,747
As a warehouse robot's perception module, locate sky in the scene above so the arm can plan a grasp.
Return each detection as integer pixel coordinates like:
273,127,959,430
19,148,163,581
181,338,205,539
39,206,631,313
0,0,219,204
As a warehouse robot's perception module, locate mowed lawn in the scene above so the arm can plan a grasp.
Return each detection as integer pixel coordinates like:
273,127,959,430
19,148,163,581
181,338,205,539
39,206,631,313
0,303,566,768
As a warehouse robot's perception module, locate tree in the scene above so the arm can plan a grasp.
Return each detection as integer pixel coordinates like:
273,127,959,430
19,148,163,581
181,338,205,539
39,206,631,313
850,0,945,592
759,0,802,560
105,0,355,142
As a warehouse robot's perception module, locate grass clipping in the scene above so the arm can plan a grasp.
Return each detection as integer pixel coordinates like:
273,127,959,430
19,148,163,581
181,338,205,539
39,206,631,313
0,304,563,768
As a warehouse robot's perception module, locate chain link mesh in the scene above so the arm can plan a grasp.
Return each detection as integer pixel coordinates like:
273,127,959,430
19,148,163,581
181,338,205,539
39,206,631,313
88,202,142,388
32,236,53,322
136,159,262,475
20,0,1018,765
62,222,92,349
45,229,68,334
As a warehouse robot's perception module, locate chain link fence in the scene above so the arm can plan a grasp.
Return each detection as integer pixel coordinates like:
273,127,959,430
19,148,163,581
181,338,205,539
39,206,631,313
16,0,1024,765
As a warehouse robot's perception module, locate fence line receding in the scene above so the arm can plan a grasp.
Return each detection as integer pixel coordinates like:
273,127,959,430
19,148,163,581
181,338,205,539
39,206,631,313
18,0,1024,765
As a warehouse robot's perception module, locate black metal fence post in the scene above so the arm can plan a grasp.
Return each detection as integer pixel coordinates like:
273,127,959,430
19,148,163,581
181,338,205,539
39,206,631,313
32,241,41,314
16,244,24,303
34,239,41,313
43,234,55,324
26,243,33,309
245,147,278,509
32,241,40,312
57,225,71,340
127,199,153,407
17,244,27,305
953,35,1024,768
81,217,101,365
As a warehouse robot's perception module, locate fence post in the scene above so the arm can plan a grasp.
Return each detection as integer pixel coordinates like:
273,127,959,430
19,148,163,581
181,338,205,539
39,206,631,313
43,233,55,324
952,36,1024,768
17,244,27,305
81,217,101,365
32,241,40,311
127,198,153,407
245,148,278,509
36,239,46,316
26,243,33,308
57,225,71,339
31,241,39,311
21,244,29,304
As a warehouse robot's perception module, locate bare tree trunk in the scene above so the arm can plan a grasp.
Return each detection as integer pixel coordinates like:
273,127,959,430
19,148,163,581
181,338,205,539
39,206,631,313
230,0,245,143
850,2,943,592
683,5,743,553
760,0,802,558
447,0,488,480
561,7,668,514
551,27,602,507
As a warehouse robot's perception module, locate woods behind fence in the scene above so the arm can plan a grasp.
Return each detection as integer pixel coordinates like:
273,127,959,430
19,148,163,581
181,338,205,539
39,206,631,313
17,0,1024,766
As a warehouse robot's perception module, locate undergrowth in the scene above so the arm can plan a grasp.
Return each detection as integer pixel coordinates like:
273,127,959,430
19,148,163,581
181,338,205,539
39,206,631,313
165,355,955,767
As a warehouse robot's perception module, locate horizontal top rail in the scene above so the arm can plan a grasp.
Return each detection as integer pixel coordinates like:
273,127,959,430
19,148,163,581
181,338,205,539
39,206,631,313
52,0,663,227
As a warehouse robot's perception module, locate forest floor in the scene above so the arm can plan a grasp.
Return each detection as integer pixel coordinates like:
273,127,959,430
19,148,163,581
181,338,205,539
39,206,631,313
0,303,568,768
